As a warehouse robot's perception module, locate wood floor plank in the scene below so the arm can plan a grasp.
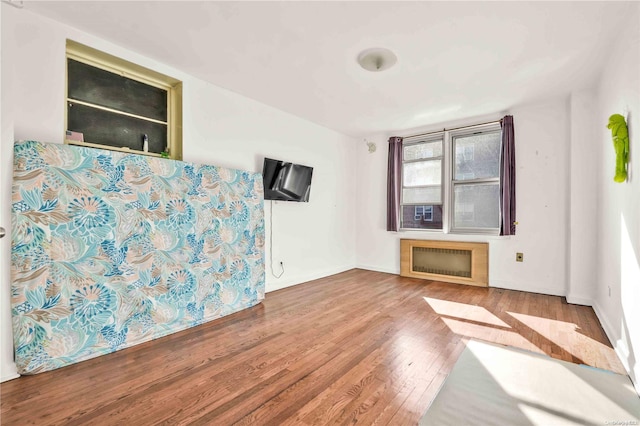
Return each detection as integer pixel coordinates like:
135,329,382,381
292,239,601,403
1,269,627,425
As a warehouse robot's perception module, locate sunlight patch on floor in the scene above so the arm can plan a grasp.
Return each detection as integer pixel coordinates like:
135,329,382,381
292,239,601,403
507,311,624,373
423,297,510,328
440,317,541,353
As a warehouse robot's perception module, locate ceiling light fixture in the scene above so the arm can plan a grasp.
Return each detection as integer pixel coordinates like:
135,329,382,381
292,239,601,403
357,47,397,72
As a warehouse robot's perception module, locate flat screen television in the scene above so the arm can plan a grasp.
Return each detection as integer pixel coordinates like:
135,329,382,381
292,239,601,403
263,157,313,202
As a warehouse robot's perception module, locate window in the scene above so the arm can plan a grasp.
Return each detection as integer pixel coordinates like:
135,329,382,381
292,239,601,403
401,135,444,230
414,205,433,221
414,206,423,221
451,128,501,232
400,122,501,234
65,40,183,160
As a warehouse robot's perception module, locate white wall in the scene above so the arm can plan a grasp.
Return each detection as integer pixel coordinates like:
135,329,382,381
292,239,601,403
0,1,19,383
593,3,640,393
356,98,571,297
0,5,357,381
182,78,357,291
567,90,598,305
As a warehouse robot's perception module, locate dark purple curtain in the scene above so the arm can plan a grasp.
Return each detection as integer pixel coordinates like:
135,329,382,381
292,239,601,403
387,137,403,231
499,116,516,236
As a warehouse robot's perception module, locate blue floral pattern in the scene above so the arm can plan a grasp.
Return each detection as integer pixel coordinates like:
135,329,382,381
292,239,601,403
11,140,265,374
68,196,112,229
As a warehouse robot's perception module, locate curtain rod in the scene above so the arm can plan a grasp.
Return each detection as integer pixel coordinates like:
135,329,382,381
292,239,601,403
401,118,502,140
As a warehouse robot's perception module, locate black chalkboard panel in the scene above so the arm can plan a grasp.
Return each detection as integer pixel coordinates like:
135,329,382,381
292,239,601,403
68,102,167,153
67,59,167,122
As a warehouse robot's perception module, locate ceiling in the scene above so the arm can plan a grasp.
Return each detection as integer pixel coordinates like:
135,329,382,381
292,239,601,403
23,1,633,138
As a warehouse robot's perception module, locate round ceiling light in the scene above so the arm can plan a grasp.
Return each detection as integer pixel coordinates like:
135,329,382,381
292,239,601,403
357,47,397,72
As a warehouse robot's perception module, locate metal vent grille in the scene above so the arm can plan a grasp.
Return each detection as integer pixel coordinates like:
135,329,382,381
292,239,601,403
412,247,472,278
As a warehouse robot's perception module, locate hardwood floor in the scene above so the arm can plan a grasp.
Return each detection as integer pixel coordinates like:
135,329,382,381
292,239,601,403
1,269,625,425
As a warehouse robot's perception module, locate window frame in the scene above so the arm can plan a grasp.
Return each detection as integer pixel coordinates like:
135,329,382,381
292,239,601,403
413,205,434,222
414,206,424,221
65,39,183,160
423,205,434,221
399,133,445,230
399,122,502,235
449,124,501,235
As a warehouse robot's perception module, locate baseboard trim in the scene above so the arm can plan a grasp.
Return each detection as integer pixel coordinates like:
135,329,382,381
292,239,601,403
265,264,355,293
355,264,398,275
592,300,640,396
565,295,593,306
490,279,564,297
592,301,620,356
1,373,20,383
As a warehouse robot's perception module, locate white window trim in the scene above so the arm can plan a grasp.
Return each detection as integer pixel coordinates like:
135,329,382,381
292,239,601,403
449,124,501,235
412,205,434,222
400,133,444,230
423,205,434,221
399,121,501,235
414,206,424,221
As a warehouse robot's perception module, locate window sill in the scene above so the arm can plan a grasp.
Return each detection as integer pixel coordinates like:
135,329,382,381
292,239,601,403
66,140,169,159
397,228,509,240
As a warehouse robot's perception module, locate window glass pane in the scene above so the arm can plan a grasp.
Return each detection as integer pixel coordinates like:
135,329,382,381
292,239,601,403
404,140,442,161
68,102,167,153
403,160,441,187
402,187,441,204
454,131,500,180
68,59,168,122
402,205,443,230
453,183,499,229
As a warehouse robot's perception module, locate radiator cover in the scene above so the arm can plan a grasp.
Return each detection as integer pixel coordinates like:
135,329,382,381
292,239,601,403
400,239,488,286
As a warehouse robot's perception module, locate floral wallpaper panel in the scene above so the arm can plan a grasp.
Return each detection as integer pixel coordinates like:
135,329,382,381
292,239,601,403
11,140,265,374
